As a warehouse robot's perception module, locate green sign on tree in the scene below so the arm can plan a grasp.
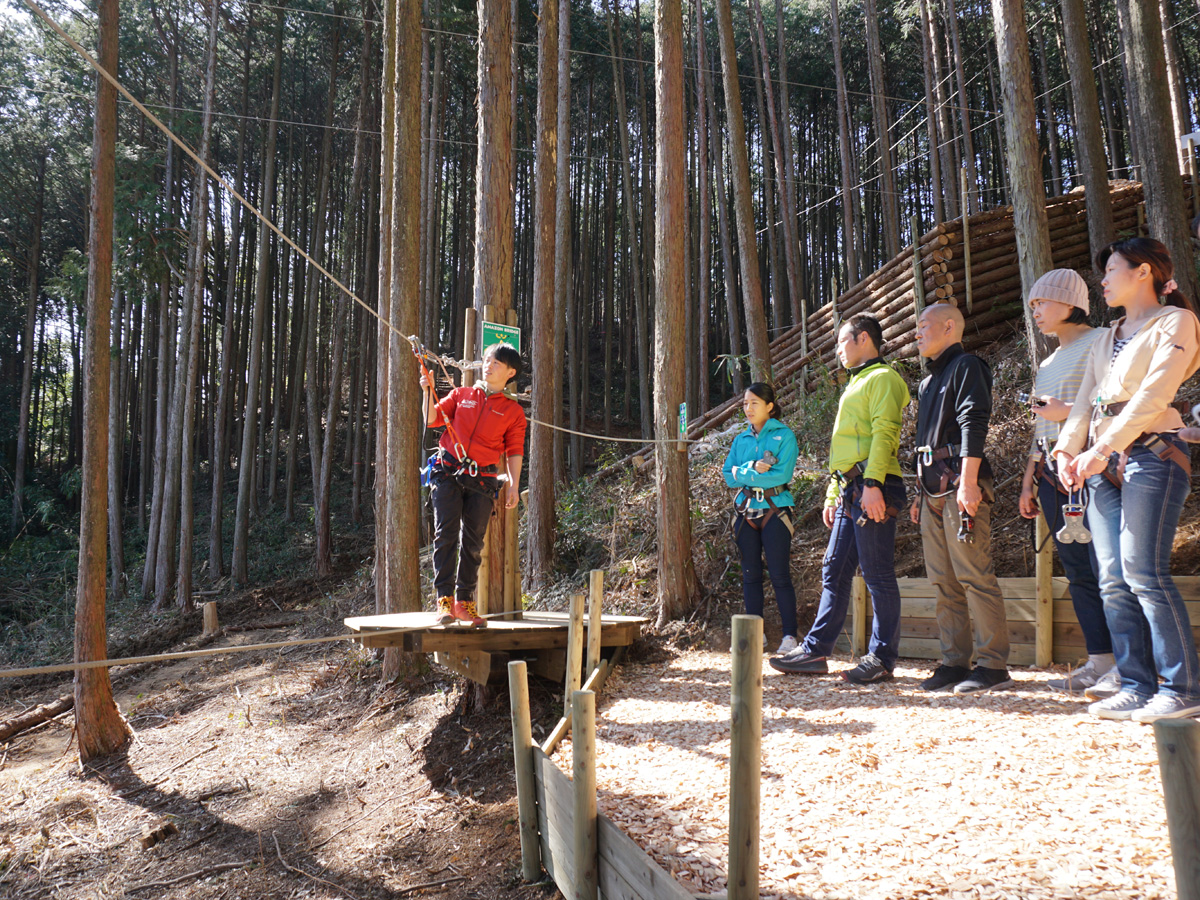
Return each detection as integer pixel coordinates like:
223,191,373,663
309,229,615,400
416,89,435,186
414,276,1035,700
481,321,521,354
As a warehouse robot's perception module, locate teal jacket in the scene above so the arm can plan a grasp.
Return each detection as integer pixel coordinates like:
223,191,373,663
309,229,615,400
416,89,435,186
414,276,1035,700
722,417,798,510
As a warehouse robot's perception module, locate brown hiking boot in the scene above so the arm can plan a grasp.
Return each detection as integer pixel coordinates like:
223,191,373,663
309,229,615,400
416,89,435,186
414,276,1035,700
450,599,486,628
435,596,454,626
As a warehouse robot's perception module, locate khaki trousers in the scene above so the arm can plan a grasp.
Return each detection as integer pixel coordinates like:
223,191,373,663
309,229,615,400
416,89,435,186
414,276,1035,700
919,494,1009,669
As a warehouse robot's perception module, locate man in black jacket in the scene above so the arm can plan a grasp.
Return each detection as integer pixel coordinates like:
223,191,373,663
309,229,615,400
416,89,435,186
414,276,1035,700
910,304,1012,693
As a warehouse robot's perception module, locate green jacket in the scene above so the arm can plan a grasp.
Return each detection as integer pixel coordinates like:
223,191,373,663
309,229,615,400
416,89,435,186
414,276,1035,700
824,360,911,506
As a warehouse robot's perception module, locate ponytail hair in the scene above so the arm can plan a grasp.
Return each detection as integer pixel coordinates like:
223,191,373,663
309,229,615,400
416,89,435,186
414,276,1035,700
746,382,783,419
1095,237,1197,315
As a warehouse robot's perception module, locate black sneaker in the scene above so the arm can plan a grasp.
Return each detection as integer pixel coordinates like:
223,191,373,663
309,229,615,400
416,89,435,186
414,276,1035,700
920,664,970,692
768,651,828,674
840,654,894,684
954,666,1014,694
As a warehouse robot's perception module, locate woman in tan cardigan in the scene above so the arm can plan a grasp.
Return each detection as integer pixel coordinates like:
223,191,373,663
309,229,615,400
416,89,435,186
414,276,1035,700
1053,237,1200,723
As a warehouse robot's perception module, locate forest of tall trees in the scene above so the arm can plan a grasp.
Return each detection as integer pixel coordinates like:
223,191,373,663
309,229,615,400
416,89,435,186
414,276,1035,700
2,0,1199,663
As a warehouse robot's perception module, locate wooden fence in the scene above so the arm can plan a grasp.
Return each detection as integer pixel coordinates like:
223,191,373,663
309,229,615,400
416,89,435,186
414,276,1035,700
843,575,1200,666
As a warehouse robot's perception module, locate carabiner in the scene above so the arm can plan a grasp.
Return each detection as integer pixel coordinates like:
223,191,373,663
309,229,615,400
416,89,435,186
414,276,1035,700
752,487,765,502
453,442,467,462
467,460,479,478
917,445,934,467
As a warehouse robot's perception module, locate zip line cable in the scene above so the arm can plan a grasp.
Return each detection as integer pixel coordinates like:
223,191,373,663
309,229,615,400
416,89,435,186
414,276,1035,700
21,0,710,448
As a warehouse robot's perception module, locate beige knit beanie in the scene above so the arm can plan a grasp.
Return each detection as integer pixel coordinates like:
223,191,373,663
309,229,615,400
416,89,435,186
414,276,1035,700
1028,268,1089,312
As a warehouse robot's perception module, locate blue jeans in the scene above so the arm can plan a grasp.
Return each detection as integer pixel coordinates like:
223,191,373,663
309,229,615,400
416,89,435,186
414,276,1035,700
1087,437,1198,700
1037,475,1110,655
735,512,798,638
800,475,906,668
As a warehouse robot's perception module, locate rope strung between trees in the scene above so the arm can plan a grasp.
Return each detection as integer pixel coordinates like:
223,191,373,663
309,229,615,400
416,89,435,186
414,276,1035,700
0,628,412,680
26,0,714,450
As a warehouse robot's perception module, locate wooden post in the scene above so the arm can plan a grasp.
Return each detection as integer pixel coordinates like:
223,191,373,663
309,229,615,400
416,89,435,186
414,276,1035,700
587,570,604,676
572,689,598,900
960,170,973,313
911,214,926,317
507,661,541,882
850,576,868,657
463,306,478,385
729,615,762,900
1035,512,1053,667
202,602,219,636
565,593,585,718
1153,719,1200,900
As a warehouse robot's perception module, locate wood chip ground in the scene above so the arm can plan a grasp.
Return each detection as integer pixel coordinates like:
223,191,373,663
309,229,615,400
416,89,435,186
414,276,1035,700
555,650,1175,900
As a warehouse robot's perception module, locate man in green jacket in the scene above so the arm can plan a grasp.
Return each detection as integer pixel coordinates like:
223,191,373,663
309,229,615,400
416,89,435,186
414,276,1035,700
771,314,910,683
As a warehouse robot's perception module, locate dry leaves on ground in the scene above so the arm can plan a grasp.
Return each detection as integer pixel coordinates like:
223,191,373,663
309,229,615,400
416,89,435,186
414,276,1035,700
556,651,1175,900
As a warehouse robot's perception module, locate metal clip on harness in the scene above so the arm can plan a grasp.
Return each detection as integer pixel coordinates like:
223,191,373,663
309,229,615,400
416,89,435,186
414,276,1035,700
1057,487,1092,544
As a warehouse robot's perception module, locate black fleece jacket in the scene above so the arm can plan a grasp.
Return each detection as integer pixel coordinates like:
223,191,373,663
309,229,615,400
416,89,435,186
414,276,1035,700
915,343,994,492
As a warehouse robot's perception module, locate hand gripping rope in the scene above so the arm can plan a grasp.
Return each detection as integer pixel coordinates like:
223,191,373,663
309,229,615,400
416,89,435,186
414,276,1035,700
409,336,480,479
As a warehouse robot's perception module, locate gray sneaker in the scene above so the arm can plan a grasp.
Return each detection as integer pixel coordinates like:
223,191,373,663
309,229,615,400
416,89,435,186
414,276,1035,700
1047,658,1113,694
1089,690,1149,720
1083,667,1122,700
1130,693,1200,723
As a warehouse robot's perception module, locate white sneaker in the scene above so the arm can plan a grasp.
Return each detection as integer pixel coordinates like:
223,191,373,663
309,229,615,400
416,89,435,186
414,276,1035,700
1083,667,1122,700
776,635,799,656
1130,693,1200,723
1047,657,1113,694
1089,690,1148,720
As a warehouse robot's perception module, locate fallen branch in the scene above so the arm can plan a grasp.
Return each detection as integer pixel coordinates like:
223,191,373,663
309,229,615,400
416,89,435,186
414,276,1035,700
274,833,360,900
0,696,73,743
395,874,468,896
127,860,251,892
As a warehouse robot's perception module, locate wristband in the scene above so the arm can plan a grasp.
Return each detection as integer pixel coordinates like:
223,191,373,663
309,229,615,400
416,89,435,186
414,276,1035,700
862,478,883,490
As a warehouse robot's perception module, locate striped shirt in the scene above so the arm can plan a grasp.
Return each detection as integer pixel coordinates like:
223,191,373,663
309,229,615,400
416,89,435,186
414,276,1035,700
1030,329,1100,454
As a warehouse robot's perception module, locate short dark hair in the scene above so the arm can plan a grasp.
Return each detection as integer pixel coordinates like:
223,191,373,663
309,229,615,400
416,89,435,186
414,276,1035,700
486,342,522,382
844,313,884,354
745,382,783,419
1065,307,1089,325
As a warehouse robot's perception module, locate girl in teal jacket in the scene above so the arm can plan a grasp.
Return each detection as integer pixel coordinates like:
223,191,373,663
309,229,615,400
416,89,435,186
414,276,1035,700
722,383,799,653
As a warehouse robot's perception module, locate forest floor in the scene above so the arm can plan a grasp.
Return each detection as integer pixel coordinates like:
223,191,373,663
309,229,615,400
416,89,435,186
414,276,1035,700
4,329,1200,898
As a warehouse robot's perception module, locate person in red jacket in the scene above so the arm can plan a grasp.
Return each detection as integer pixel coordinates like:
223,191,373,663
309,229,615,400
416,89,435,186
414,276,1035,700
420,343,527,627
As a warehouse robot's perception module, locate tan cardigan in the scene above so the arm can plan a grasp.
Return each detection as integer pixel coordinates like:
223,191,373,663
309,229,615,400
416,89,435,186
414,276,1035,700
1053,305,1200,457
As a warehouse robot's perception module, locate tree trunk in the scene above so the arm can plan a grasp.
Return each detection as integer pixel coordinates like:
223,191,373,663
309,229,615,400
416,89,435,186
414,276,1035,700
918,0,945,224
13,150,45,534
1034,20,1063,196
654,0,699,623
945,0,978,214
107,284,125,596
231,13,283,585
474,0,515,322
604,0,653,438
174,0,220,611
76,0,132,762
1118,0,1200,300
990,0,1054,362
862,0,901,259
829,0,859,286
553,0,571,478
713,0,771,382
528,0,559,589
208,35,251,579
694,0,712,412
380,0,425,680
1057,0,1116,261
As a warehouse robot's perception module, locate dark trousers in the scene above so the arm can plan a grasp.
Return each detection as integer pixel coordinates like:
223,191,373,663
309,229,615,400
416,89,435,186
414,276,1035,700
431,471,496,604
801,474,906,668
735,512,798,638
1037,475,1111,655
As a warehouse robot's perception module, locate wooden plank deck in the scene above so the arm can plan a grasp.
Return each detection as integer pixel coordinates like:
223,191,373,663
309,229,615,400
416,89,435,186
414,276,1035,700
344,610,649,684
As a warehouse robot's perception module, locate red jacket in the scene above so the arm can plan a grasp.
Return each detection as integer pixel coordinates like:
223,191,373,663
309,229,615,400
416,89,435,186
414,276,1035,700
435,385,527,468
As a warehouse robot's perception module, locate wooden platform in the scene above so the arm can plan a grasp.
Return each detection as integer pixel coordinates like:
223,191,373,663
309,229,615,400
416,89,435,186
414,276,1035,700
344,610,648,684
